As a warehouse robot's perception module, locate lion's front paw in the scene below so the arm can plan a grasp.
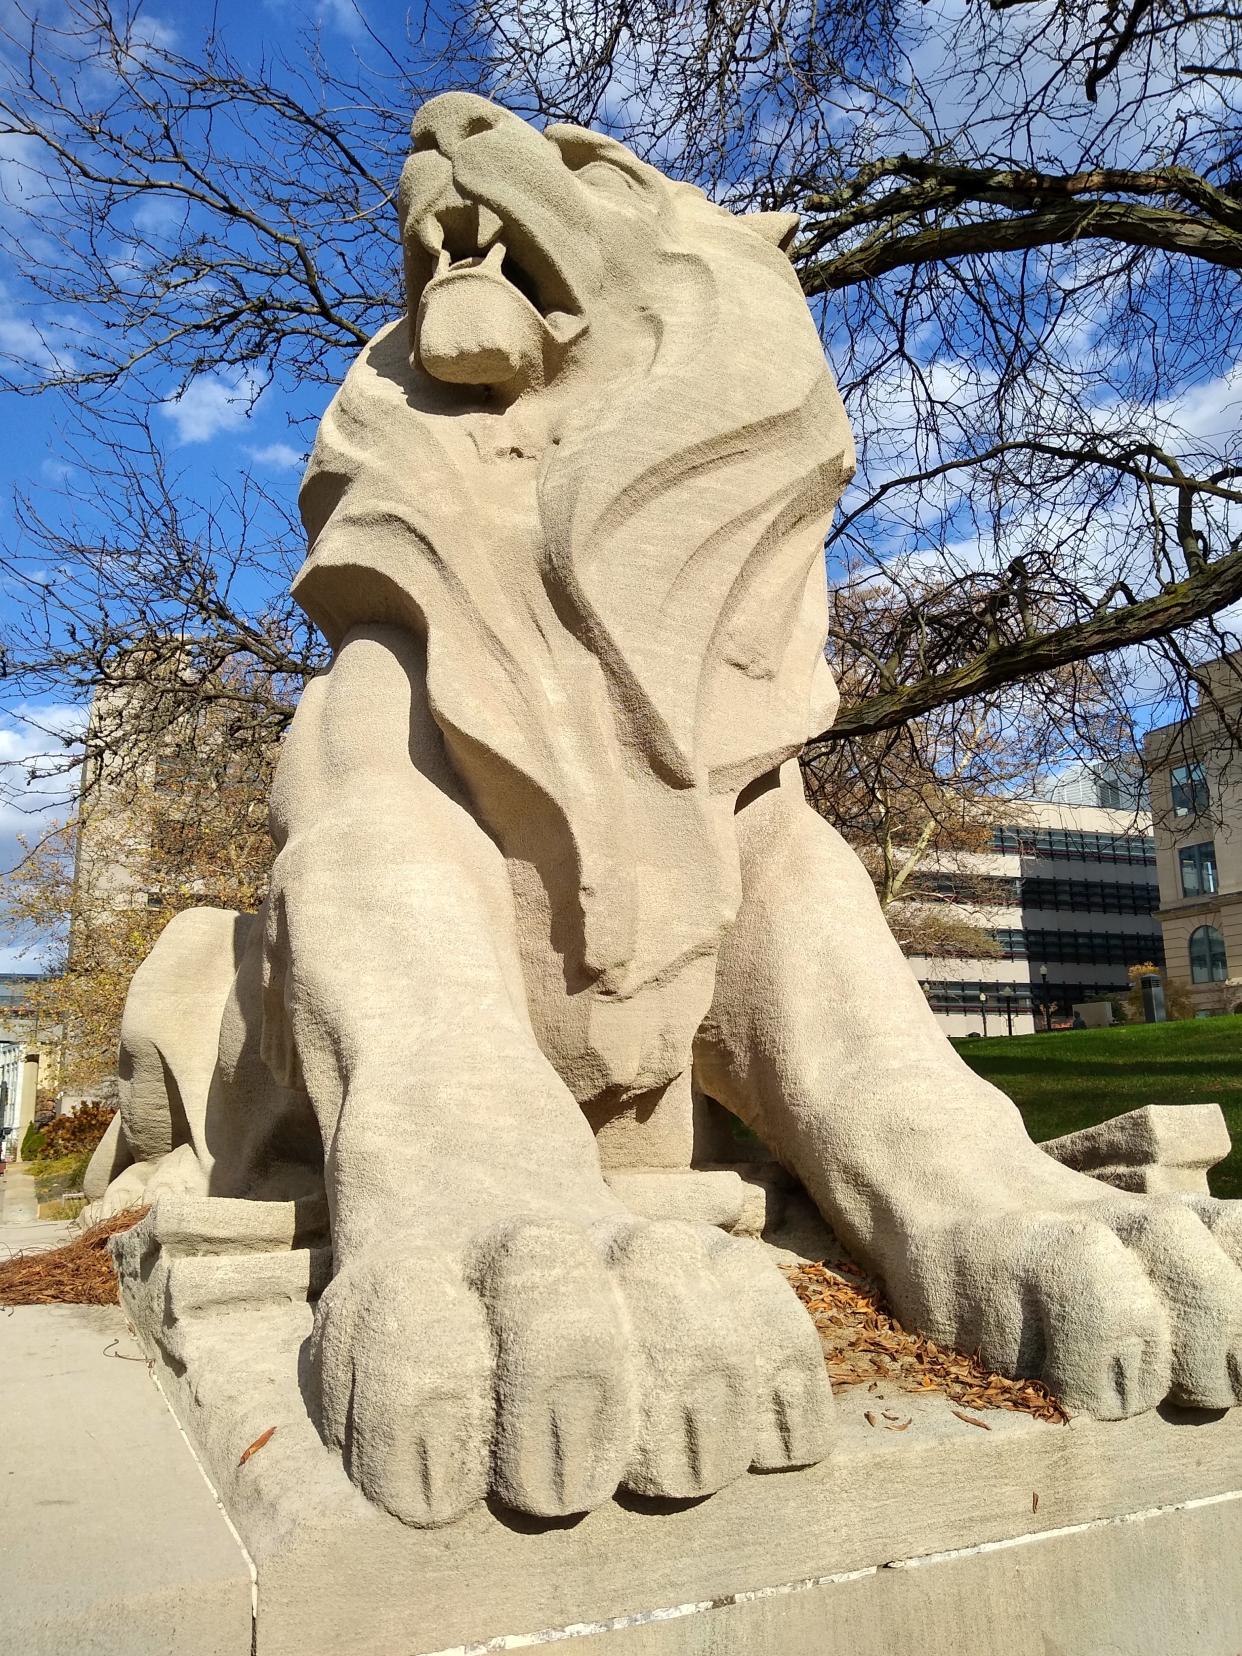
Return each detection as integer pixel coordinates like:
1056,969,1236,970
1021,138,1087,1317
309,1217,834,1527
895,1190,1242,1419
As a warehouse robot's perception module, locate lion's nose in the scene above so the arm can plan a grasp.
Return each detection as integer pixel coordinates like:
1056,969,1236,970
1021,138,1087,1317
411,93,515,157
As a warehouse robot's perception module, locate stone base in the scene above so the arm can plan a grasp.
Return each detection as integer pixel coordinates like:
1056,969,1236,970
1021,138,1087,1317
117,1262,1242,1656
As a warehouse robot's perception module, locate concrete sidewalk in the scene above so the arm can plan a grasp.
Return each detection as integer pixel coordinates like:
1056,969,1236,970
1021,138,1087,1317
3,1305,254,1655
0,1164,40,1225
0,1165,74,1255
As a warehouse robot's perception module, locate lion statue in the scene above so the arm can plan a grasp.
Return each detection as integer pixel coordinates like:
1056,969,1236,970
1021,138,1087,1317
87,93,1242,1530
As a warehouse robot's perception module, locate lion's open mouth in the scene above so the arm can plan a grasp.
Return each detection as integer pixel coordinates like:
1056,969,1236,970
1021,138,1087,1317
408,199,577,331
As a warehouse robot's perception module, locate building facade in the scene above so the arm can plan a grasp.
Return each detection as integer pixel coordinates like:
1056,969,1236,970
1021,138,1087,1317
1145,655,1242,1015
908,775,1160,1037
0,973,58,1155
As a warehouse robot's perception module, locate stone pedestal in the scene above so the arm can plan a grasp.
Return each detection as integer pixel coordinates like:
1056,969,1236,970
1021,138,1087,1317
8,1282,1242,1655
123,1278,1242,1656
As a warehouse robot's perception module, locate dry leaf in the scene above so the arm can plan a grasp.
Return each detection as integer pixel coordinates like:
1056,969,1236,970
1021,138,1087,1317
950,1408,991,1431
885,1418,912,1431
780,1259,1067,1425
1032,1491,1039,1513
238,1426,276,1466
864,1410,878,1427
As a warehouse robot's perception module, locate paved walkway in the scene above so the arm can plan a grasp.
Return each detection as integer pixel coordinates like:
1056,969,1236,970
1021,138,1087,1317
0,1164,39,1225
0,1166,72,1254
5,1304,253,1655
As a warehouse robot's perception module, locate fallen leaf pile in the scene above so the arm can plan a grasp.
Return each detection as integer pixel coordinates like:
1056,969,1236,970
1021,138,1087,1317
0,1207,149,1306
783,1258,1067,1424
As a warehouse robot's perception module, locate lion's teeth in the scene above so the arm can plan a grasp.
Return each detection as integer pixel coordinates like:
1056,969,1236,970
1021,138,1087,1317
476,205,504,249
482,241,506,270
435,247,451,277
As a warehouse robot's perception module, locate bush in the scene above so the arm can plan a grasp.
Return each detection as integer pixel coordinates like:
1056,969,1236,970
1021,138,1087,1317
1121,963,1196,1023
20,1121,46,1161
37,1102,116,1162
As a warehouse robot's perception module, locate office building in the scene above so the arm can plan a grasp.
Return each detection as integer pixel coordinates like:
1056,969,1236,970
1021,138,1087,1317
907,769,1160,1036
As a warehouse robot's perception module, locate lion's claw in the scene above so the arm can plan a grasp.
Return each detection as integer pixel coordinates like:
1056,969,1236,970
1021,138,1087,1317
311,1216,835,1526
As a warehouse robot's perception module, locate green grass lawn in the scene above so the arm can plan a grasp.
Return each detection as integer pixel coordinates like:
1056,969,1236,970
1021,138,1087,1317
31,1149,93,1204
953,1014,1242,1199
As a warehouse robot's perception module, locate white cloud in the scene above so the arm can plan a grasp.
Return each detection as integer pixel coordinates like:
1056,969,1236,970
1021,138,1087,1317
0,704,85,886
249,441,305,470
264,0,366,37
131,196,187,237
0,316,75,377
159,372,263,444
125,12,178,53
317,0,366,33
0,133,41,225
1154,363,1242,447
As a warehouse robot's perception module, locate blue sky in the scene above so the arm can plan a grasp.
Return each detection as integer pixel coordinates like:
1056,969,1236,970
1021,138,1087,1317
0,0,399,963
0,0,1239,970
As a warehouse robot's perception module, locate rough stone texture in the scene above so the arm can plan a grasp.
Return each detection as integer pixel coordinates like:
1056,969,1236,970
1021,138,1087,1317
97,90,1242,1537
603,1168,776,1235
130,1279,1242,1656
2,1304,253,1656
1041,1102,1231,1193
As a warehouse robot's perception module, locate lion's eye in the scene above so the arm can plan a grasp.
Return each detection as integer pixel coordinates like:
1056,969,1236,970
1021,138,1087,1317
575,160,638,196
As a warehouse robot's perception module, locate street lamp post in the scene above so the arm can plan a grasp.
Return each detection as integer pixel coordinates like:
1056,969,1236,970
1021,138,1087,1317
978,989,989,1038
1039,963,1051,1032
1002,983,1014,1037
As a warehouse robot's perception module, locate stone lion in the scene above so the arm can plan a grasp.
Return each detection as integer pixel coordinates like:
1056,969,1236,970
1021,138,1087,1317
89,93,1242,1530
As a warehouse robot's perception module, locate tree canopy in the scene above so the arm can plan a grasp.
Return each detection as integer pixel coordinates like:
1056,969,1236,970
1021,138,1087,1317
0,0,1238,822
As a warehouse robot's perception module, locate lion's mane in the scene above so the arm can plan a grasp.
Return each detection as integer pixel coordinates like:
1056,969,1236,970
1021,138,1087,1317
294,174,852,1093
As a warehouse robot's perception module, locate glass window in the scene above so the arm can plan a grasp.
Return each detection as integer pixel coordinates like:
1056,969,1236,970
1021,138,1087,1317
990,828,1156,865
1189,925,1227,984
1171,762,1209,818
1179,842,1218,899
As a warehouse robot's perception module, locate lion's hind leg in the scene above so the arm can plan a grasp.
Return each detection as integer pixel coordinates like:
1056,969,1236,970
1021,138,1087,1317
81,907,255,1222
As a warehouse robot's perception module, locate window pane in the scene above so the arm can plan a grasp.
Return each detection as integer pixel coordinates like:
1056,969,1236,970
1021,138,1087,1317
1172,762,1209,818
1179,842,1218,899
1180,847,1202,897
1190,925,1227,984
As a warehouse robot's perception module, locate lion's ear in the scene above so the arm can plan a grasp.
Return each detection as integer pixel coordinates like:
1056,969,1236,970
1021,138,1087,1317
746,211,800,255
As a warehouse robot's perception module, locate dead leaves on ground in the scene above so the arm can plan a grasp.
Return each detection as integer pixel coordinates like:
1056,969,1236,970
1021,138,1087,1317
864,1409,912,1431
0,1207,150,1305
783,1258,1067,1425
